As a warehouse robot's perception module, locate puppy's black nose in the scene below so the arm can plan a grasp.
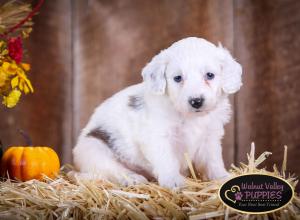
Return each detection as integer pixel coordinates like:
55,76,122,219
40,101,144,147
189,97,204,109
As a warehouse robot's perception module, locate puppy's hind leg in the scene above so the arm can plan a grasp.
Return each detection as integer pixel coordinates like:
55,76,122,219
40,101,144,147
72,137,147,186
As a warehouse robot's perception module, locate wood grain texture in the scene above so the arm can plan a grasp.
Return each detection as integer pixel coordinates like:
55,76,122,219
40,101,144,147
0,0,73,164
234,0,300,178
73,0,235,167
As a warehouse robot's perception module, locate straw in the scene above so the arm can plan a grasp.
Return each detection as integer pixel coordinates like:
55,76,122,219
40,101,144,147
0,144,299,220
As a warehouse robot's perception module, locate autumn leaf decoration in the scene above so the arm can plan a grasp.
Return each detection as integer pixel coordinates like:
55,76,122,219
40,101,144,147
0,0,44,108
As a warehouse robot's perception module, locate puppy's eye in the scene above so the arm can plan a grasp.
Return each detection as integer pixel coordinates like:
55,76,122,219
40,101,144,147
173,75,182,83
205,72,215,80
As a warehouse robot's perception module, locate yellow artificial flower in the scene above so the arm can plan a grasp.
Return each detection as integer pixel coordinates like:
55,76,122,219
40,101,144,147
1,62,18,75
0,52,34,107
2,89,21,108
14,67,34,94
21,63,30,71
0,61,33,93
0,68,9,87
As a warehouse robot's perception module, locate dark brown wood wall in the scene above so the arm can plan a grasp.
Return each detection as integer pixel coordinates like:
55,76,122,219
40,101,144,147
234,0,300,176
0,0,299,179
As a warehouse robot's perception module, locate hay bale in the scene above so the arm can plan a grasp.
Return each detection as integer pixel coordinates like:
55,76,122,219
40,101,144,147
0,145,299,220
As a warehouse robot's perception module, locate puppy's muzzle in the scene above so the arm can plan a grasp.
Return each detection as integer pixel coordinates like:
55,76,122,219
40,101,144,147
189,97,204,109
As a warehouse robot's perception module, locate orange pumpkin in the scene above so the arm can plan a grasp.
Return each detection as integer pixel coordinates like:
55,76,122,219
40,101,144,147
0,146,60,181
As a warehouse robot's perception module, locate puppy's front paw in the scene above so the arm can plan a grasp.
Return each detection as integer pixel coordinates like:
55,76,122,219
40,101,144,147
207,169,230,181
119,173,148,186
67,171,103,182
158,174,185,189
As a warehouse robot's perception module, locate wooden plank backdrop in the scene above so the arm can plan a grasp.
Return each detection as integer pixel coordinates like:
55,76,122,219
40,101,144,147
234,0,300,178
0,0,299,182
72,0,235,168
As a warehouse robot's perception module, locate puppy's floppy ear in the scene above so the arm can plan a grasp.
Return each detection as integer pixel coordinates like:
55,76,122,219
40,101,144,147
218,43,243,94
142,51,168,95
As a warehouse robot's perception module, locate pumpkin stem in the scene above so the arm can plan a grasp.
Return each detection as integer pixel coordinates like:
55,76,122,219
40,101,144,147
18,129,33,146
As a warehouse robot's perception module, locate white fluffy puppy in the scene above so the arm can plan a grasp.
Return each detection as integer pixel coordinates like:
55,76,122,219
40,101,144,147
73,37,242,188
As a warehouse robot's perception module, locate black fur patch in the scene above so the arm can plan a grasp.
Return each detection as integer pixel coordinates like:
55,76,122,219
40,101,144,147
128,95,143,110
86,127,113,148
87,126,153,180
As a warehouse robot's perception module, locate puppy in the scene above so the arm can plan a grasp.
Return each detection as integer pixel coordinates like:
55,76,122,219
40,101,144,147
73,37,242,188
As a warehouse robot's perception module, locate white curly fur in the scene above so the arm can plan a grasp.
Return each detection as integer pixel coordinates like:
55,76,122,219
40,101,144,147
72,37,243,188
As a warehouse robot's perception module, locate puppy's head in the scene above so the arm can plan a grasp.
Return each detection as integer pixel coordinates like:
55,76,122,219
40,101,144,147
142,37,242,115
